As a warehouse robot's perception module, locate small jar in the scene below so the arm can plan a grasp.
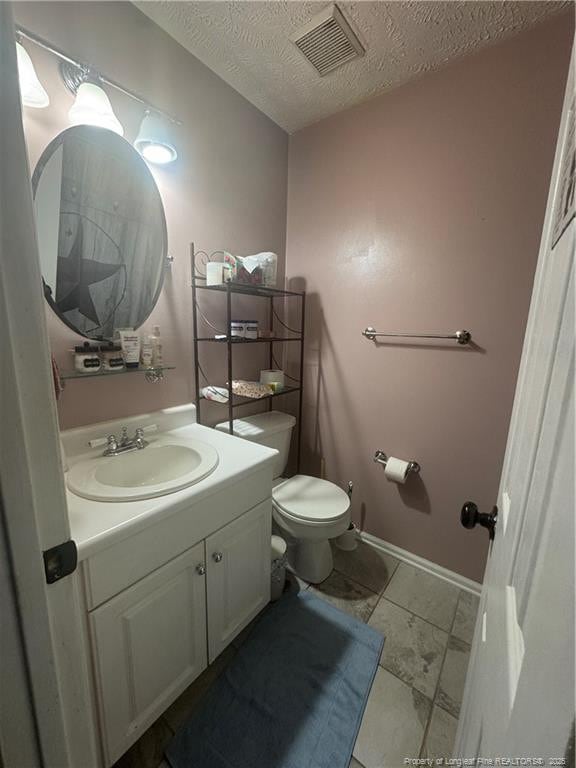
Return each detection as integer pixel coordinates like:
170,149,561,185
245,320,259,340
231,321,245,338
99,342,124,372
74,342,101,373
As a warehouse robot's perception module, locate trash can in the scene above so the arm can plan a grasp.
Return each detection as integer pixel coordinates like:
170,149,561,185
270,535,287,601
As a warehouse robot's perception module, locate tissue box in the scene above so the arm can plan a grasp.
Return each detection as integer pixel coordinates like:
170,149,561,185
223,252,277,287
237,263,264,286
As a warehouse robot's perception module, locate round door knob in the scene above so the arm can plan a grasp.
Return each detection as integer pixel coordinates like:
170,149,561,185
460,502,498,540
196,564,206,575
212,552,223,563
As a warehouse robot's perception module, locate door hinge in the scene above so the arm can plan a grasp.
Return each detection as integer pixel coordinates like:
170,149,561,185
43,540,78,584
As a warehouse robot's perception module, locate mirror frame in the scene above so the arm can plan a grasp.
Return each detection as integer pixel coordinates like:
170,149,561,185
32,125,168,339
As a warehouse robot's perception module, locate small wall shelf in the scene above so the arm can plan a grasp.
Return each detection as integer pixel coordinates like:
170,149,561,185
60,365,175,382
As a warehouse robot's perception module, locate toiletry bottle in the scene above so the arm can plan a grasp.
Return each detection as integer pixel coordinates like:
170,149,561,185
150,325,163,367
116,328,141,369
141,337,154,368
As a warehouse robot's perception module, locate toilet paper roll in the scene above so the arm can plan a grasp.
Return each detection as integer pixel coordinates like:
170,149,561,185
260,369,285,388
206,262,223,286
384,456,410,484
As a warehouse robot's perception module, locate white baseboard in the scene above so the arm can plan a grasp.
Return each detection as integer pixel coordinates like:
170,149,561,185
359,531,482,596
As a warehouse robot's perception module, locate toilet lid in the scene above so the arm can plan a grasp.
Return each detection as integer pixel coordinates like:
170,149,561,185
273,475,350,523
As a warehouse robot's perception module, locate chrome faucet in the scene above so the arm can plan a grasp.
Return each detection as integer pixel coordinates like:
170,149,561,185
103,426,148,456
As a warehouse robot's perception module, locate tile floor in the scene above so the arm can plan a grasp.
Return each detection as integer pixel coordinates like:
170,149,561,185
113,542,479,768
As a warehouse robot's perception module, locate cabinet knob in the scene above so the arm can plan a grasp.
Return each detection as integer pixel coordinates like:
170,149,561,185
196,564,206,575
212,552,223,563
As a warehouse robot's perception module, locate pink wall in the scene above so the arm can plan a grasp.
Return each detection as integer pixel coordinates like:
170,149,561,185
16,3,573,581
286,14,573,581
15,2,288,430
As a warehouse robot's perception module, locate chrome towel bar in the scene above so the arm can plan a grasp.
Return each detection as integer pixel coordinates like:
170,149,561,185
362,327,472,345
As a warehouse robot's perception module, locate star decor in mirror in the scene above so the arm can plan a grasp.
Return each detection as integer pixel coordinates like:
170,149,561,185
50,217,124,327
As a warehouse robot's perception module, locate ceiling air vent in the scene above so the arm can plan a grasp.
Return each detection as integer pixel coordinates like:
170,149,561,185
291,4,365,77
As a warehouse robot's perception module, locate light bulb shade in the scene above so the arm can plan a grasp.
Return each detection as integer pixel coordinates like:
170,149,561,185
16,42,49,108
134,112,177,164
68,82,124,136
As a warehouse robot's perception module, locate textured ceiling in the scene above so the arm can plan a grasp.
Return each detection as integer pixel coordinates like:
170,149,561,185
135,1,568,133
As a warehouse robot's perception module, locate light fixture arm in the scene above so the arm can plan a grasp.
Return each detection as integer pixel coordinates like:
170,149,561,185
15,25,182,126
60,61,94,94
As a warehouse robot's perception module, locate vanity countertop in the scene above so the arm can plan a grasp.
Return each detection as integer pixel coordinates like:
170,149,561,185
62,407,277,560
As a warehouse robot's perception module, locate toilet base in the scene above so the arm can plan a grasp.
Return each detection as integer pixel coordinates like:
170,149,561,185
287,538,334,584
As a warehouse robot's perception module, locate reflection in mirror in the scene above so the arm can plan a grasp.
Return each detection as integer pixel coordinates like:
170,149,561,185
33,126,167,339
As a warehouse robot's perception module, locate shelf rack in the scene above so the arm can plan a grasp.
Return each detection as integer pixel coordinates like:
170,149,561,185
195,336,302,344
191,250,305,473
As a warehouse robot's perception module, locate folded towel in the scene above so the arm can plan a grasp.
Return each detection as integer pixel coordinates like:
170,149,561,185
201,386,229,403
232,380,274,399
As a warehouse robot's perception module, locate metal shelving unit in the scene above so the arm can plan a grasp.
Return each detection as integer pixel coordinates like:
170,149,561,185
191,253,305,473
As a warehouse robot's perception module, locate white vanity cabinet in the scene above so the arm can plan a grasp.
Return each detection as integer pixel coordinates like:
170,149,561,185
86,500,271,766
90,542,208,764
206,501,271,661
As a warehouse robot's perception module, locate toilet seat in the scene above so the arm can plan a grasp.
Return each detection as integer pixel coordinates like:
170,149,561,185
272,474,350,524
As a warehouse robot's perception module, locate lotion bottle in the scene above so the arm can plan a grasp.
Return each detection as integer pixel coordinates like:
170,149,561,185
150,325,163,367
140,338,154,368
116,329,140,368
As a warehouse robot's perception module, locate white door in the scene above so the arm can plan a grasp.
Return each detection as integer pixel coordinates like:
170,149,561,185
0,5,99,766
90,543,208,766
455,49,575,761
206,501,271,662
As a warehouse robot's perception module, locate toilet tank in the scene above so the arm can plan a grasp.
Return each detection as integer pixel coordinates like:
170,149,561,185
214,411,296,478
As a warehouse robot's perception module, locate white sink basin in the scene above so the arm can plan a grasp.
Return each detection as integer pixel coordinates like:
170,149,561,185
66,438,219,501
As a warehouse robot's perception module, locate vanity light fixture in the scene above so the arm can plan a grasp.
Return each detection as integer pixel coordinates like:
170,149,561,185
134,111,177,165
15,26,182,134
62,62,124,136
16,41,49,108
69,81,124,135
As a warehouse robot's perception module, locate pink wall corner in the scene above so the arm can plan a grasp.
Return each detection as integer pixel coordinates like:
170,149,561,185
16,1,288,430
285,13,574,582
16,2,573,582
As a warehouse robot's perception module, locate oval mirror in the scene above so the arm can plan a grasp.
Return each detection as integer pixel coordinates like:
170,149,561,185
33,125,167,340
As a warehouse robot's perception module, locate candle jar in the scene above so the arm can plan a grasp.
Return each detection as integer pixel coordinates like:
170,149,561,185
231,321,245,338
100,342,124,371
245,321,259,340
74,342,101,373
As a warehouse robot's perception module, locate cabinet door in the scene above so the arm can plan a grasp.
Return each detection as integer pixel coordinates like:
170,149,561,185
206,500,271,662
90,542,207,765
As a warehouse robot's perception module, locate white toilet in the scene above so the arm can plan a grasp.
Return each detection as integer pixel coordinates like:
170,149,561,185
215,411,350,584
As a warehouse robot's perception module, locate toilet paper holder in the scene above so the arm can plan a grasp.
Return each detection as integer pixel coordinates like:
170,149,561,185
373,450,421,476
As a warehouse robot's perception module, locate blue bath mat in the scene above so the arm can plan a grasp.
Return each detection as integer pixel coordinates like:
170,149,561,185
165,590,384,768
